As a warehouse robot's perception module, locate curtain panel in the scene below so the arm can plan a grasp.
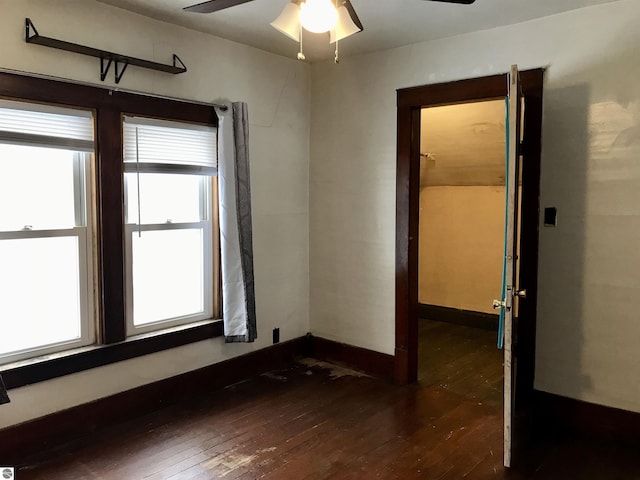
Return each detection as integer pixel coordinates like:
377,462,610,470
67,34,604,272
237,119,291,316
216,102,257,343
0,374,9,404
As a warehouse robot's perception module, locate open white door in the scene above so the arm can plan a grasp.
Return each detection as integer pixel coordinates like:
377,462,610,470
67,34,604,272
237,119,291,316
500,64,522,468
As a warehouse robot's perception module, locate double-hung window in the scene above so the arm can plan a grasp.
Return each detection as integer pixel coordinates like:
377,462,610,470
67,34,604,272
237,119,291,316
0,72,221,387
0,100,95,364
123,117,217,336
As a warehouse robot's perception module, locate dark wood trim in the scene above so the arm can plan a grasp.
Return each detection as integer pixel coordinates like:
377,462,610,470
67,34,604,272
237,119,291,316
516,69,544,408
532,390,640,442
419,304,499,331
0,71,221,385
397,73,507,108
307,336,395,382
96,106,126,344
394,105,420,385
1,321,222,389
0,336,307,465
0,72,217,125
395,69,544,398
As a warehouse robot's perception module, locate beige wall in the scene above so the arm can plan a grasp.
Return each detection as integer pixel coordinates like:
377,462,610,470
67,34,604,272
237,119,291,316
0,0,310,428
419,186,504,314
310,0,640,413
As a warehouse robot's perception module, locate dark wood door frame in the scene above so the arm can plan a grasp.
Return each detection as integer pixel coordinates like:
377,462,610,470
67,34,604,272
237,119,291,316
395,70,544,408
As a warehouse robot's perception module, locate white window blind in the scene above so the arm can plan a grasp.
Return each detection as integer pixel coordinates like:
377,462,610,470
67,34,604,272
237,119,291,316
0,99,94,152
123,116,216,173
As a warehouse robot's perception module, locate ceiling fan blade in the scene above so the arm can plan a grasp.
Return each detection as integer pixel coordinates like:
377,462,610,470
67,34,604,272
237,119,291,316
183,0,255,14
425,0,476,4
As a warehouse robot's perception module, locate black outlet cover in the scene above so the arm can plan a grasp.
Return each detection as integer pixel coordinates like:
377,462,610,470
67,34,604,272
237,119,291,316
544,207,557,227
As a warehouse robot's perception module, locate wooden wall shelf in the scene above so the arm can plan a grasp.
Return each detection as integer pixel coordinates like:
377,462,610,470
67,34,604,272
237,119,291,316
25,18,187,84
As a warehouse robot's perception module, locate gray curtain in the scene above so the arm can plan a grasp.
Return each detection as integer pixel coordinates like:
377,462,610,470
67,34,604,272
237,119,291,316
216,102,257,343
0,374,9,405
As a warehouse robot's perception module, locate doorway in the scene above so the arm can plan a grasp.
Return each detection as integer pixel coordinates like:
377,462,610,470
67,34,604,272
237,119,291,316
417,99,508,407
394,70,544,465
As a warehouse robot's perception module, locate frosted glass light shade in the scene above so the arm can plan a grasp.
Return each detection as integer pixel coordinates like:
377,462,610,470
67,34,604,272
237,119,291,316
330,5,361,43
271,2,301,41
300,0,338,33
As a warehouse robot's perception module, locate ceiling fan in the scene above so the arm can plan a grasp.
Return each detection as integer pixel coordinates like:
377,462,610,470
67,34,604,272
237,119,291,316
183,0,476,61
184,0,476,14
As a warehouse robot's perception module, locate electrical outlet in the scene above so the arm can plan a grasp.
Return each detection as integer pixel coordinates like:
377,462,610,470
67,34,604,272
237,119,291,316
272,328,280,344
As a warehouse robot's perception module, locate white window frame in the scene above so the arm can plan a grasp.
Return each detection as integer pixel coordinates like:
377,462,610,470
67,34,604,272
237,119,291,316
123,117,217,337
0,151,95,365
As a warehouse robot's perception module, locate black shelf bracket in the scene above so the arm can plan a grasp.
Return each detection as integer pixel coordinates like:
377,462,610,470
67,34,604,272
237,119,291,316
25,18,187,84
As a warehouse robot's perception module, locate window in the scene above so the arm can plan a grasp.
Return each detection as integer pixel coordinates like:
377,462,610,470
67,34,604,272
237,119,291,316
0,100,95,364
0,72,221,388
123,117,217,335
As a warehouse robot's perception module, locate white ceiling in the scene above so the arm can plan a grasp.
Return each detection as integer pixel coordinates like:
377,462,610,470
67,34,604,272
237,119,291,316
97,0,620,62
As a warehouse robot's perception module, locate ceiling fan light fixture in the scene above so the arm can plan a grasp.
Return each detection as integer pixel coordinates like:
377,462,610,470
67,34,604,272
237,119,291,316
330,4,361,43
270,2,301,41
299,0,338,33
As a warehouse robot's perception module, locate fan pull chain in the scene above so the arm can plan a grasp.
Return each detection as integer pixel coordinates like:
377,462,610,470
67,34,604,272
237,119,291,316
297,23,305,60
334,0,339,64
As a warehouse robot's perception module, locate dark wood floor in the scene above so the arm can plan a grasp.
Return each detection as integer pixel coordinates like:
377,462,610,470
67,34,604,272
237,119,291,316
418,318,503,407
11,321,640,479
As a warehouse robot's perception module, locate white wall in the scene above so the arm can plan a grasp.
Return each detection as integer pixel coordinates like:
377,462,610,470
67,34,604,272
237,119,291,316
0,0,310,428
310,0,640,413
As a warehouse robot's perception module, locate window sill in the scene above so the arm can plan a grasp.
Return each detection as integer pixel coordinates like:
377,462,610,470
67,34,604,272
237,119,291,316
0,319,223,389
